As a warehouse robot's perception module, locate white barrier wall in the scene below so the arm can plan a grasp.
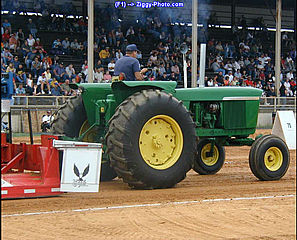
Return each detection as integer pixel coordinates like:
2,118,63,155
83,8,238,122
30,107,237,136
257,113,273,129
2,110,49,133
257,112,297,129
2,113,22,133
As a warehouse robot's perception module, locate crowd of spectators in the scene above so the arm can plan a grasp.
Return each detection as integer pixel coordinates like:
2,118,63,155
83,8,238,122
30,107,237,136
1,16,83,97
139,13,296,97
204,32,296,97
1,2,296,101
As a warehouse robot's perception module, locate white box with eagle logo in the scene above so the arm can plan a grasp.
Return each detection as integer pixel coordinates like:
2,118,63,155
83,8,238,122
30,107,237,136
53,140,102,192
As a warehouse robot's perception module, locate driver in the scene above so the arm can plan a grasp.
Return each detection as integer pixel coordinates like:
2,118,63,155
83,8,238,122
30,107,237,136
114,44,147,81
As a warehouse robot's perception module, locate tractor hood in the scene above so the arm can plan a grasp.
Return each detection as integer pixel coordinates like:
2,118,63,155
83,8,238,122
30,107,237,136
174,87,263,101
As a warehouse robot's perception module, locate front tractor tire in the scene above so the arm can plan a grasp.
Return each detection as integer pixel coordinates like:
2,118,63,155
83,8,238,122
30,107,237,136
193,139,225,175
106,89,197,189
249,135,290,181
51,95,117,181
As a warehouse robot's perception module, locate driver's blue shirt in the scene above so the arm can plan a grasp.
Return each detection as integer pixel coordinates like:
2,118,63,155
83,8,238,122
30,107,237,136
114,55,140,81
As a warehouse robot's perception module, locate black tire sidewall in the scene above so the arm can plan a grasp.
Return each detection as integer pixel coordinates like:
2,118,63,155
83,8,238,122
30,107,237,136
256,137,290,179
100,161,118,181
123,93,196,187
194,139,225,174
249,135,272,179
62,97,87,138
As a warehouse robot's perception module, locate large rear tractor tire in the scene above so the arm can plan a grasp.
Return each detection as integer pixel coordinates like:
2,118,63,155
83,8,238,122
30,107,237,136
51,95,117,181
249,135,290,181
193,139,225,175
106,89,197,189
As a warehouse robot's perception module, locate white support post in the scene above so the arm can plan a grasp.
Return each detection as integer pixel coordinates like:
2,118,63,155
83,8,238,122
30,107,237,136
199,43,206,88
87,0,94,83
191,0,198,88
275,0,282,97
183,54,187,88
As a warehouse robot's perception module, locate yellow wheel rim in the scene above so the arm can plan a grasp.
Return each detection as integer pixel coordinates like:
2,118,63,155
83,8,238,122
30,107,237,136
79,120,96,142
264,147,283,171
201,143,219,166
139,115,183,170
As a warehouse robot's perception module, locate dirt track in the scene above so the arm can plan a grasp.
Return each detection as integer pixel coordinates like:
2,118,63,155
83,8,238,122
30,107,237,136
1,130,296,240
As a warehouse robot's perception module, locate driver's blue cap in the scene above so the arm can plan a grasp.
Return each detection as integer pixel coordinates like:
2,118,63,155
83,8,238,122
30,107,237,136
126,44,139,52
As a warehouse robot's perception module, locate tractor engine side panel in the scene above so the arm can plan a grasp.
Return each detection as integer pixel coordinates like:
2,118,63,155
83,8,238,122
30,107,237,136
222,100,259,129
79,83,113,125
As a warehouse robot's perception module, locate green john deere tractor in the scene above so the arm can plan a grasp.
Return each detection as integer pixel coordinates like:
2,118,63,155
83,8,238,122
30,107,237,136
51,81,290,189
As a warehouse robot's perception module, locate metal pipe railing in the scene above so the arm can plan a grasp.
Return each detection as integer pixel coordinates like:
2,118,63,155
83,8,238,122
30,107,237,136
259,97,296,110
10,96,72,109
6,96,297,111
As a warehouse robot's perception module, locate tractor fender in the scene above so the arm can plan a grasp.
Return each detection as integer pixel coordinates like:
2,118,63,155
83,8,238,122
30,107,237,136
111,81,177,104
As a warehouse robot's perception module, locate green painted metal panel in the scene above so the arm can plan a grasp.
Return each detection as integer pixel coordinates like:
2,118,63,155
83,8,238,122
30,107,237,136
223,101,246,129
196,128,256,137
245,100,260,129
79,83,113,124
223,100,260,130
111,81,177,105
113,81,177,93
174,87,262,101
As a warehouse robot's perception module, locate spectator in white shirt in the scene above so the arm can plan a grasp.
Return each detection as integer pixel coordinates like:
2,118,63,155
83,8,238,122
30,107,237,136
27,34,35,48
44,68,52,82
207,78,214,87
258,54,266,67
282,32,289,46
216,54,223,63
65,64,76,80
286,71,294,80
238,56,245,69
164,44,169,53
149,53,158,64
37,73,51,94
94,67,104,83
286,55,295,71
115,28,122,38
226,71,234,82
26,73,34,95
81,60,88,76
108,60,115,75
116,49,123,61
264,53,271,65
41,111,54,132
232,60,241,72
224,61,233,72
284,79,293,96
